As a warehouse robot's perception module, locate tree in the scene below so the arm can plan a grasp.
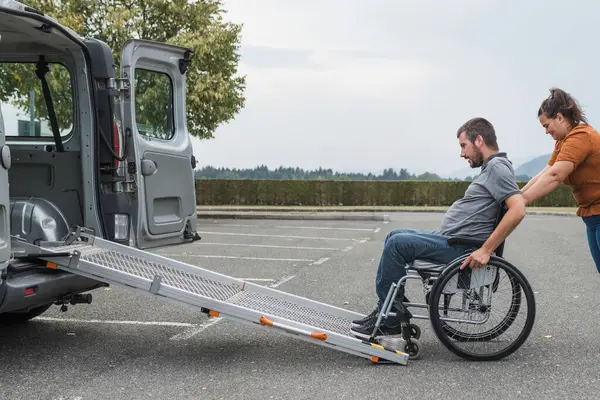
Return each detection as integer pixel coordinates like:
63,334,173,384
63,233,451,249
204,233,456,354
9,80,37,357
0,0,246,139
0,62,74,133
415,172,442,180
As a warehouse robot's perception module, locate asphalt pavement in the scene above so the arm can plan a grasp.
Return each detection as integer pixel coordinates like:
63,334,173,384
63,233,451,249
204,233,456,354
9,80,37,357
1,212,599,399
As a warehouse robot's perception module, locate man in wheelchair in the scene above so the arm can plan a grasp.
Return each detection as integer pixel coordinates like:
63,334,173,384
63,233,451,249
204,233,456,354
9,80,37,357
350,117,527,340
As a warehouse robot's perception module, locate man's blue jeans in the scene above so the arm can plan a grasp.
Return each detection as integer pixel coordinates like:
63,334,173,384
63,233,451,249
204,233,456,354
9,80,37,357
583,215,600,273
375,228,470,307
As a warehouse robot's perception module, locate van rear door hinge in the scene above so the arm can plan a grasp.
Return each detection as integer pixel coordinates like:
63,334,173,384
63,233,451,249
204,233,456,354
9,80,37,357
108,78,131,95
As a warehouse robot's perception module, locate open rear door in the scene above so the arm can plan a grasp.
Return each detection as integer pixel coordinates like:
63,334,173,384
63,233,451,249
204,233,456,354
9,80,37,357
120,39,198,249
0,105,10,274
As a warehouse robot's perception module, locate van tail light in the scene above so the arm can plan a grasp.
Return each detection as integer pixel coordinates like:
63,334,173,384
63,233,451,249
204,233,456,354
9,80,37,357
114,214,129,240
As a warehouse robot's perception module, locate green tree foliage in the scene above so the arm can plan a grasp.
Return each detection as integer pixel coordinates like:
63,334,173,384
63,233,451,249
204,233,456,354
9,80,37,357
195,165,445,181
0,62,74,132
0,0,245,139
134,69,174,139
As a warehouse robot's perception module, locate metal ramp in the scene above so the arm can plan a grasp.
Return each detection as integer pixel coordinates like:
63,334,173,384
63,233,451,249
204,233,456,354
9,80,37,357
10,229,409,365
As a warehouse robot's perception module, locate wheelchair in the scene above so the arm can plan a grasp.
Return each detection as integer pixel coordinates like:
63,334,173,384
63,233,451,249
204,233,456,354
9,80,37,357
370,210,536,362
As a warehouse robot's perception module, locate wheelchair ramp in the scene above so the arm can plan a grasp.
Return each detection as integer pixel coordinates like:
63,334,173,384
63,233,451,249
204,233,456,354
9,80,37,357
11,230,409,366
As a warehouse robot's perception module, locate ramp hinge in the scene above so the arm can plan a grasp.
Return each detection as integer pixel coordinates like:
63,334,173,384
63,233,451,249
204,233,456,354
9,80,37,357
150,275,162,294
68,251,81,269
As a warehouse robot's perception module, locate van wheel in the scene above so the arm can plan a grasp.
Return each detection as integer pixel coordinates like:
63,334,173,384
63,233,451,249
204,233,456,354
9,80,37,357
0,303,52,325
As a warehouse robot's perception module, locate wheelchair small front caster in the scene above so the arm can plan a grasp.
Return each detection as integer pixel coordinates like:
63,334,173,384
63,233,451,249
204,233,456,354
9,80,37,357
409,323,421,339
403,338,422,360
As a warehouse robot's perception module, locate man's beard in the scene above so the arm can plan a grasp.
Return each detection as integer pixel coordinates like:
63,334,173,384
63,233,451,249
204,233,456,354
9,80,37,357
469,151,484,168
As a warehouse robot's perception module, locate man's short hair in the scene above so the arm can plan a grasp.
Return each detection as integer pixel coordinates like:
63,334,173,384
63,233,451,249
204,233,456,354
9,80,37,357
456,117,499,150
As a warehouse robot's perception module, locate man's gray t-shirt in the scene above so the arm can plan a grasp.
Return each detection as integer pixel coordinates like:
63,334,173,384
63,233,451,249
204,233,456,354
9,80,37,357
440,152,520,240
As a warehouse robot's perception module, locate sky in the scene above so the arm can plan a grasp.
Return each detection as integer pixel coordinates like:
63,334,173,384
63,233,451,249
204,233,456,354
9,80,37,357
3,0,600,179
189,0,600,178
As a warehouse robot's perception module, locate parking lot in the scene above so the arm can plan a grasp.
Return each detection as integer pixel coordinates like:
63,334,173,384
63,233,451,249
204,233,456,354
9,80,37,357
2,212,600,399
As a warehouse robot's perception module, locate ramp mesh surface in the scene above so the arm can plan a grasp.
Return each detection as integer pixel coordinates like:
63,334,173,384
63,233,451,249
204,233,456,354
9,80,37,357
44,244,355,336
228,291,353,336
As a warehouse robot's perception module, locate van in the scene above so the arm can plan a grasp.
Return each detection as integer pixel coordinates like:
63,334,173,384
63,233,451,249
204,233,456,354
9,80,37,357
0,0,199,322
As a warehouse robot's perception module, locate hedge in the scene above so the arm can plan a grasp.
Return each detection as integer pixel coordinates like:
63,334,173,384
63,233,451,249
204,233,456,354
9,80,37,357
195,179,578,207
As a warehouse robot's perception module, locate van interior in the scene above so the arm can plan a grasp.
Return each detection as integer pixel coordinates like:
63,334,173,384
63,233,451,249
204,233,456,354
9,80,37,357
0,7,96,244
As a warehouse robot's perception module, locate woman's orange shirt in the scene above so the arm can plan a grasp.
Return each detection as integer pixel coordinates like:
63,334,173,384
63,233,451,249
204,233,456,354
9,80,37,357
549,124,600,217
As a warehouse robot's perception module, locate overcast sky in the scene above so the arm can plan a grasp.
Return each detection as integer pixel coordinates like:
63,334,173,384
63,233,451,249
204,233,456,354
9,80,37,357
189,0,600,178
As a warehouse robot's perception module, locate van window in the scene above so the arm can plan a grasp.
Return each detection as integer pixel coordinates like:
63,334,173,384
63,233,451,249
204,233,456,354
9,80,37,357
0,62,73,138
134,68,175,141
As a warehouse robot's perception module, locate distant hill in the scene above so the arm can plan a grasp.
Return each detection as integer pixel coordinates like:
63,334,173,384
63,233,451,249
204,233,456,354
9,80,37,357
445,154,531,181
444,153,552,181
514,153,551,179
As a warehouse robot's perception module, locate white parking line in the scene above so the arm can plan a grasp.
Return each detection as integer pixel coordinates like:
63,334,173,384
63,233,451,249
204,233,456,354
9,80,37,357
196,231,367,242
209,223,377,232
270,275,296,288
238,278,276,282
166,242,343,251
35,317,195,327
170,318,221,341
36,315,216,342
311,257,330,265
275,225,376,232
158,254,314,262
36,316,225,342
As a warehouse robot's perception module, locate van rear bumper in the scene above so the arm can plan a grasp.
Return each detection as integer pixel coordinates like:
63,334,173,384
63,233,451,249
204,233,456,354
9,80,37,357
0,269,104,314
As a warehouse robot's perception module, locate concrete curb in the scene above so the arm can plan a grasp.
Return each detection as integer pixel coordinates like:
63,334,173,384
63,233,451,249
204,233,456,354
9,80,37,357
196,207,579,221
522,211,577,217
197,207,446,213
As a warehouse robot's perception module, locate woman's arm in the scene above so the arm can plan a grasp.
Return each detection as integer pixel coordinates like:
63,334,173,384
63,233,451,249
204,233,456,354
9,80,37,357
520,165,552,194
522,130,590,203
521,161,575,205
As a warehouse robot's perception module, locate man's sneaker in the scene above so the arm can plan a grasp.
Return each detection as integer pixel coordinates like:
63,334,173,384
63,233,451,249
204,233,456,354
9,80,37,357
351,296,413,328
350,318,403,340
350,302,413,340
351,308,379,328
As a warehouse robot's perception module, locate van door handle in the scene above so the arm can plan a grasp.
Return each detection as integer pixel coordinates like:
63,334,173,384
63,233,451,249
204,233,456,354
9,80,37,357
1,146,11,170
141,159,157,176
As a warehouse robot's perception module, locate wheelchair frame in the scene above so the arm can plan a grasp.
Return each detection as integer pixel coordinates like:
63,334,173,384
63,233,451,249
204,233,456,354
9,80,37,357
369,207,537,361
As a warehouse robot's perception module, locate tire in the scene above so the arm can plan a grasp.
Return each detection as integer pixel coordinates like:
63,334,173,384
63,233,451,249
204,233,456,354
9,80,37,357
0,303,52,325
429,255,536,361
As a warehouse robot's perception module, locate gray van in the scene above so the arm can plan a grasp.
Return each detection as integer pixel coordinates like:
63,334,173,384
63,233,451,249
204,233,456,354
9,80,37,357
0,0,199,322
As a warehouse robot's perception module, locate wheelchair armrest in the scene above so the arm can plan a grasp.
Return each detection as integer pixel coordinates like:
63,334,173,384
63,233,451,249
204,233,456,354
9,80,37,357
447,236,486,248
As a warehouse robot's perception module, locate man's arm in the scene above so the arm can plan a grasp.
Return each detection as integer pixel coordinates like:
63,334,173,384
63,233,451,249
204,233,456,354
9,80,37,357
460,193,526,269
483,193,526,252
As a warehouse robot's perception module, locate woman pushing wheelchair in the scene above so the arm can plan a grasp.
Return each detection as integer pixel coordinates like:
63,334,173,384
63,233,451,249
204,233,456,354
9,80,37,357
521,88,600,272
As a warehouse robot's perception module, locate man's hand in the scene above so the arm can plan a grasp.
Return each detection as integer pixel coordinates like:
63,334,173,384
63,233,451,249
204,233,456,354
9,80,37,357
460,248,492,270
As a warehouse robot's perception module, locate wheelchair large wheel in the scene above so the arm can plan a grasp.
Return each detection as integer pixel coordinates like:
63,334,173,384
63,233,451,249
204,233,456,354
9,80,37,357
428,255,535,361
438,267,520,342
